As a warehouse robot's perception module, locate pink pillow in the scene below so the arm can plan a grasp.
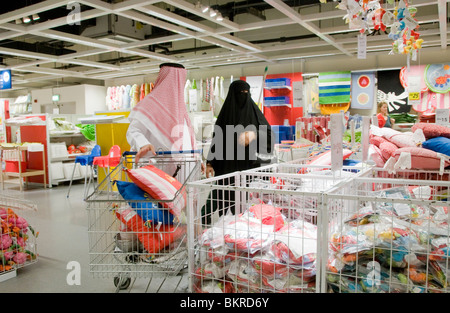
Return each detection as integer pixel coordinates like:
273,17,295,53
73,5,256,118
379,141,398,160
392,147,450,170
369,135,389,148
369,145,386,167
411,123,450,139
388,133,418,148
126,165,185,219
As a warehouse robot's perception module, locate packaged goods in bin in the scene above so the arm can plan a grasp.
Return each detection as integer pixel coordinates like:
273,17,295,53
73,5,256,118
196,202,318,293
327,183,450,293
0,206,38,273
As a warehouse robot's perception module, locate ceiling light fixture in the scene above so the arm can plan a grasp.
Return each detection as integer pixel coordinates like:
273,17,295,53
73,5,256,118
201,5,209,13
216,13,223,21
209,10,217,17
22,16,31,23
15,19,22,24
32,14,40,21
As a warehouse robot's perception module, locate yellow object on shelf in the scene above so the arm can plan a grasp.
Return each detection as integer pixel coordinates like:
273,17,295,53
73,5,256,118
94,111,130,190
320,102,350,115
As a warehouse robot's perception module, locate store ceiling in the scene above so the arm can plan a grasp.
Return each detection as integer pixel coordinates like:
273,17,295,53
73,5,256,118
0,0,448,92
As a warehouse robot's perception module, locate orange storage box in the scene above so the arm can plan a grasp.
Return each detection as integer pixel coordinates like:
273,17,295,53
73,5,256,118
5,161,27,173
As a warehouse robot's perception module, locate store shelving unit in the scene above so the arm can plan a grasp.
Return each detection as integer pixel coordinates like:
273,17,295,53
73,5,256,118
0,145,47,191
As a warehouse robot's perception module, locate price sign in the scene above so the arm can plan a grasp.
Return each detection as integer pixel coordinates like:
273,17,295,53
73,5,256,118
330,113,344,172
408,76,421,107
358,34,367,59
409,92,420,101
436,109,450,126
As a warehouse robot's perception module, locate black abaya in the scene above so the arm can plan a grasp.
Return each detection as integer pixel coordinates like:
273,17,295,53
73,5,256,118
202,80,273,223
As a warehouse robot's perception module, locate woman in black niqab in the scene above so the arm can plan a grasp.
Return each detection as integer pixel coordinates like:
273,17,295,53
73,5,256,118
202,80,273,223
206,79,273,176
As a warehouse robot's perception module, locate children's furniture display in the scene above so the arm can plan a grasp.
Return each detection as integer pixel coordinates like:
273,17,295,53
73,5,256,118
66,144,101,199
0,144,47,191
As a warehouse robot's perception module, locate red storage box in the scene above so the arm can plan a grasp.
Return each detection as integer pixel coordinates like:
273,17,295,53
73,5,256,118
5,160,27,172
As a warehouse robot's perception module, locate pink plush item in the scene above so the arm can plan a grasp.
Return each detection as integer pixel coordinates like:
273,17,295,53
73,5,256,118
392,147,450,170
411,123,450,139
369,135,389,148
379,141,398,160
369,145,386,167
388,133,419,148
126,165,185,219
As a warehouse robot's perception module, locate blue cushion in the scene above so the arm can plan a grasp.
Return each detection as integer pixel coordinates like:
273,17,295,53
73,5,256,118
422,136,450,157
115,181,174,225
343,159,361,166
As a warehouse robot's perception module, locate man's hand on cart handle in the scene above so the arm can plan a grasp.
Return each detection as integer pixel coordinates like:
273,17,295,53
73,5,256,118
136,144,156,163
206,163,214,178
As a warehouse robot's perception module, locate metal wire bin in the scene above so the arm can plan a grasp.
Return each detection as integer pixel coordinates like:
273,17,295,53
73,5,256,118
85,151,201,292
323,176,450,293
186,163,370,294
0,194,38,282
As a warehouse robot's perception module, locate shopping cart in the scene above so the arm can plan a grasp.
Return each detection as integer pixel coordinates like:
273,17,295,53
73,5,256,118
85,149,201,292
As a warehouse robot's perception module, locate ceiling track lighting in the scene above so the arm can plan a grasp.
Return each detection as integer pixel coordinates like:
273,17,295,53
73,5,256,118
209,9,217,17
32,14,40,21
22,16,31,23
201,5,209,13
216,13,223,21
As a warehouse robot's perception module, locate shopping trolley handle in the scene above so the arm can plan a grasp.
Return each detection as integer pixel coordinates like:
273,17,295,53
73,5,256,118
122,149,202,157
155,149,202,155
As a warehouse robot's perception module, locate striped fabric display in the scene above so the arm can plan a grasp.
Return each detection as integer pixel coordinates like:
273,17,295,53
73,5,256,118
126,165,186,220
319,71,352,105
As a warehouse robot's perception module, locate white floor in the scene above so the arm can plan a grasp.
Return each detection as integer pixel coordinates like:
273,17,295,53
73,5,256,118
0,181,189,293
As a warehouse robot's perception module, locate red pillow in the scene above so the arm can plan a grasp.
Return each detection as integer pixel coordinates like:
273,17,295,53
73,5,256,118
115,207,185,254
126,165,185,220
392,147,450,170
411,123,450,139
379,141,398,160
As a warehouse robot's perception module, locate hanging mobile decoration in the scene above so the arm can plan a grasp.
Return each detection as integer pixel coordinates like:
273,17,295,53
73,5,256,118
335,0,424,56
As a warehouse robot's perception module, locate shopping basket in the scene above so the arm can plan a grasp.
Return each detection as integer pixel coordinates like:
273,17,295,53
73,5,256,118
85,150,201,292
0,194,38,282
186,162,372,293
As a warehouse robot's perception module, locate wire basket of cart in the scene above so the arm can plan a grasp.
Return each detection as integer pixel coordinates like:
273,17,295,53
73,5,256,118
85,149,201,292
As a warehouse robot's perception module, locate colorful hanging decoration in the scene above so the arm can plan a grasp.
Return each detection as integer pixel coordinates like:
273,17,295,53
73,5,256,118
424,63,450,94
336,0,424,56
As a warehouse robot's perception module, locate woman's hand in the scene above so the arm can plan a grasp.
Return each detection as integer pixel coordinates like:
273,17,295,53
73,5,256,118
135,144,156,163
238,131,257,146
205,163,214,178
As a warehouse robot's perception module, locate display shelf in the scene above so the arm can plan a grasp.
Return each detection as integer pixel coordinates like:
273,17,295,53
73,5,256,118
50,152,89,162
49,132,84,138
264,86,292,91
264,103,292,108
0,145,47,191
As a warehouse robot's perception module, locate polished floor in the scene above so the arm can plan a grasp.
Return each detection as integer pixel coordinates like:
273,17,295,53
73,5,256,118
0,181,189,293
